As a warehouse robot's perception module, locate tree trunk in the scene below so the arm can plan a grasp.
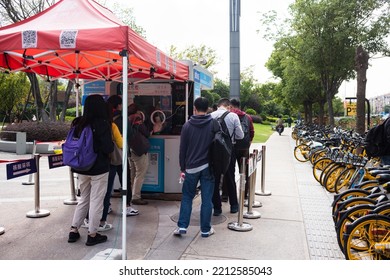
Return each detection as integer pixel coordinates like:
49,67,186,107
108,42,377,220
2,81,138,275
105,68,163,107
318,100,325,126
26,72,49,122
304,101,313,124
326,91,335,127
355,45,369,135
49,80,58,121
20,86,32,123
59,80,74,122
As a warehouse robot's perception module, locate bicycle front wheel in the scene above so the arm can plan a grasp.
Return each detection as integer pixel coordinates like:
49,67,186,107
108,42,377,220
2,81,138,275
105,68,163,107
334,167,356,194
294,144,310,162
312,157,333,183
344,214,390,260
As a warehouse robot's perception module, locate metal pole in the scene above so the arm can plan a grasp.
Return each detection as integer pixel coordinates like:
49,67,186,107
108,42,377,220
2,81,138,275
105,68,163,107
229,0,241,100
244,153,261,219
256,145,271,196
121,52,129,260
63,168,78,205
245,150,262,207
228,157,252,231
26,154,50,218
22,140,37,185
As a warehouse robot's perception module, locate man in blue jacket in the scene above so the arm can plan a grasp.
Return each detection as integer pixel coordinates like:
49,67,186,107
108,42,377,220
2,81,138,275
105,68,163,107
174,97,216,238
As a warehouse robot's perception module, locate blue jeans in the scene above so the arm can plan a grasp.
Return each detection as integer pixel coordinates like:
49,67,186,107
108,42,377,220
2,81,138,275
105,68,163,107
177,167,215,233
101,163,132,222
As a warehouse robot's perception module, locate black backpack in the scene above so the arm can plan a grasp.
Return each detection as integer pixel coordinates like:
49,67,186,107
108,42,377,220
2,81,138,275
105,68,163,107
235,114,251,149
209,111,233,175
364,119,389,158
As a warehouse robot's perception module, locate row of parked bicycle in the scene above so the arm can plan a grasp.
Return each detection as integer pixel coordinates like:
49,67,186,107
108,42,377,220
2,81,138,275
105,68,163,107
292,123,390,260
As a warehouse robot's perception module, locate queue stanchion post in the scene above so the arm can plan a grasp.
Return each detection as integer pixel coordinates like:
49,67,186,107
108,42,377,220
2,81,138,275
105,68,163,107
26,154,50,218
22,140,37,185
244,153,261,219
245,149,262,208
256,145,271,196
228,157,253,232
64,168,79,205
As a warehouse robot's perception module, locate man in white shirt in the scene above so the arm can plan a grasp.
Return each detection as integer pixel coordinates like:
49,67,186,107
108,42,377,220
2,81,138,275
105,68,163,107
210,98,244,216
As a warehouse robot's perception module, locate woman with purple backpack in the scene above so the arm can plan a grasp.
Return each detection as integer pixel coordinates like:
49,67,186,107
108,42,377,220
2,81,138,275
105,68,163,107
67,94,114,246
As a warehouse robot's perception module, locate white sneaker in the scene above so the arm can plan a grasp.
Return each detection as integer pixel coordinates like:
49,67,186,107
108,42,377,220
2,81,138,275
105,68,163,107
173,227,187,236
81,218,89,228
126,206,139,216
98,222,113,232
201,227,215,238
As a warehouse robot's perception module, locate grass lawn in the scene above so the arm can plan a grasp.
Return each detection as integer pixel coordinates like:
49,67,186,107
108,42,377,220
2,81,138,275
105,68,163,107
252,123,275,143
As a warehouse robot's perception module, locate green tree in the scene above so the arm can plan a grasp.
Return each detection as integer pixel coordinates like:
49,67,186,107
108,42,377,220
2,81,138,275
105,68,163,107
0,0,55,122
168,44,219,72
260,0,390,128
211,78,230,100
290,0,390,129
0,72,30,125
266,37,325,124
109,2,146,37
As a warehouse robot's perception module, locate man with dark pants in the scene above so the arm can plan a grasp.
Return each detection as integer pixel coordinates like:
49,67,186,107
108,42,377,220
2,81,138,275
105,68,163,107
106,95,139,216
230,98,255,199
211,98,244,216
174,97,216,237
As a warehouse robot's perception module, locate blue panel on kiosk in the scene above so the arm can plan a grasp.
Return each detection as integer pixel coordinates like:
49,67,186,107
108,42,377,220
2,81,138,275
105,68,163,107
142,138,164,192
194,82,201,99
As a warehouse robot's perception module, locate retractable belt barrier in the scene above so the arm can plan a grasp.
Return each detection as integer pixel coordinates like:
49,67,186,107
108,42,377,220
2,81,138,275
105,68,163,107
25,154,50,218
228,145,270,232
256,145,271,196
1,150,78,222
22,140,37,185
243,150,261,219
228,157,253,232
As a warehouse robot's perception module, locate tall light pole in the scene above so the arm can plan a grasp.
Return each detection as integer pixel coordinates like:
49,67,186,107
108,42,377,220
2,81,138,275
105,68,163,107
230,0,240,100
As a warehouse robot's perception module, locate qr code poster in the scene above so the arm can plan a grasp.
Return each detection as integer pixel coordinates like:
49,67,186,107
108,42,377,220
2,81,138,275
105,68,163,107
22,30,37,48
60,30,78,48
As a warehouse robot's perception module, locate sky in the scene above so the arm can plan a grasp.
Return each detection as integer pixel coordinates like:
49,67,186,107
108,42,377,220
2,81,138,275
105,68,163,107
113,0,390,99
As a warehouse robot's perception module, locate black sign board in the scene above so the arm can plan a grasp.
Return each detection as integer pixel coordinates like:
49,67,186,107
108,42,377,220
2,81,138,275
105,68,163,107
6,159,37,180
48,154,64,169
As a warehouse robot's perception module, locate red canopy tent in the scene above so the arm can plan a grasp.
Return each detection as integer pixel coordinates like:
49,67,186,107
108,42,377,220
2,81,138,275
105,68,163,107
0,0,188,82
0,0,189,260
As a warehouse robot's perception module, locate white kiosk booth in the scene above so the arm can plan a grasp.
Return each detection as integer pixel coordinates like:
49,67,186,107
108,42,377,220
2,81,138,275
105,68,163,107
82,62,213,194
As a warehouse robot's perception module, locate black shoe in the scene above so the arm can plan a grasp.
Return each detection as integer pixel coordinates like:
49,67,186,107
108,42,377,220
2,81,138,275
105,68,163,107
213,209,222,216
230,205,239,213
86,233,107,246
221,195,228,202
68,231,80,243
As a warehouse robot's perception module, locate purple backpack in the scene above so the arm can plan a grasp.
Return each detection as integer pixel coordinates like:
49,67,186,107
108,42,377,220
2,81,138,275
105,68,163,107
62,125,97,171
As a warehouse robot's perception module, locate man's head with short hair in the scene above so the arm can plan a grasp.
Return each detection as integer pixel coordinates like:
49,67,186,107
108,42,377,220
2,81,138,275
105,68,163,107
230,98,240,109
106,95,122,110
194,97,209,114
217,98,231,108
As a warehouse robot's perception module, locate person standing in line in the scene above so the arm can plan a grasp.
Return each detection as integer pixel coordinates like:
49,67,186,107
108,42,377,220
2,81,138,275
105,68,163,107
106,95,139,216
229,98,255,199
210,98,244,216
67,94,113,246
128,104,150,205
174,97,216,237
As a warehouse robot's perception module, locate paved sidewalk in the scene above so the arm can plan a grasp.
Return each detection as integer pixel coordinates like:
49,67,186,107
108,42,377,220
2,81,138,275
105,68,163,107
0,127,343,260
